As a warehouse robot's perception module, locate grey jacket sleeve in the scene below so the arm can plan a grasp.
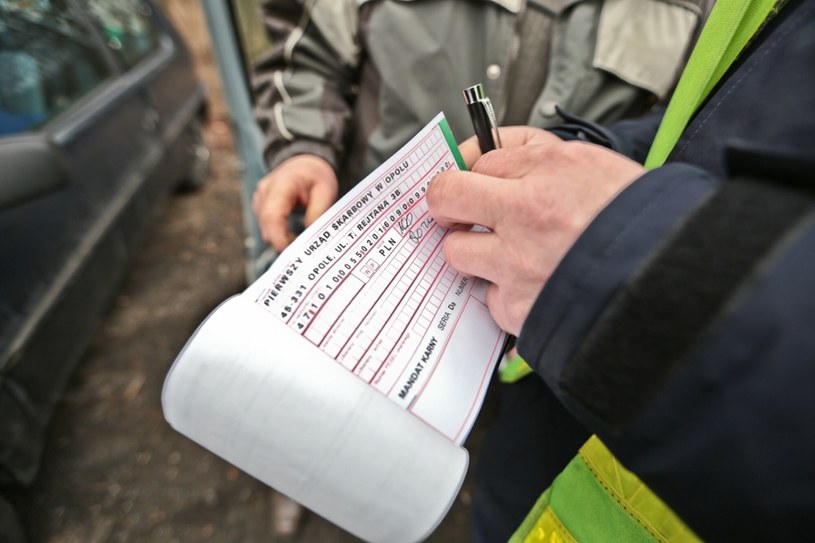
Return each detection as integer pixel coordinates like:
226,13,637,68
252,0,361,172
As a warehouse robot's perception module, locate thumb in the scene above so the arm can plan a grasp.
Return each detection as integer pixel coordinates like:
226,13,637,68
304,178,339,227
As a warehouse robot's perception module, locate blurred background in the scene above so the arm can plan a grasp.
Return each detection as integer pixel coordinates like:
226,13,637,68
0,1,484,541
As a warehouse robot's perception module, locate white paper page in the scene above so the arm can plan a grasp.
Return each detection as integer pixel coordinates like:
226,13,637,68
244,113,506,444
163,296,468,543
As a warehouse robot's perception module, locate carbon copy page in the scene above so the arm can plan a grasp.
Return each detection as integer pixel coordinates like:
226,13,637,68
245,113,506,444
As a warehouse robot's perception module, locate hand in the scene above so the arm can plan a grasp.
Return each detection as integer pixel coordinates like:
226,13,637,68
457,124,557,169
427,126,644,335
252,155,339,251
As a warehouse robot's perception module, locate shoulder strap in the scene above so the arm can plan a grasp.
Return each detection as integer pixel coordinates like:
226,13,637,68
645,0,784,168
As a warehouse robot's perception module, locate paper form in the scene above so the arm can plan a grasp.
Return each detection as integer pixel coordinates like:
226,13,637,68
245,113,505,444
164,114,503,541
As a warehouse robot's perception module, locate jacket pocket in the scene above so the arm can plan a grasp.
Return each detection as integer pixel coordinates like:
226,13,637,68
593,0,699,99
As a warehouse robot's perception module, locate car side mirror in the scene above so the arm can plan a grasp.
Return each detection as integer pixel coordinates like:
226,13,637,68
0,136,71,210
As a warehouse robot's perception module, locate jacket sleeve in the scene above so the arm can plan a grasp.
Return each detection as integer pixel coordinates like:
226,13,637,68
253,0,361,172
517,153,815,540
546,106,664,163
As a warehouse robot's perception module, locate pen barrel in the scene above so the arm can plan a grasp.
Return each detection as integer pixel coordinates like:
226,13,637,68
466,102,496,154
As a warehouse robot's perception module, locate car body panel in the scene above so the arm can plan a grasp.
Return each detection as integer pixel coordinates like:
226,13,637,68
0,0,207,484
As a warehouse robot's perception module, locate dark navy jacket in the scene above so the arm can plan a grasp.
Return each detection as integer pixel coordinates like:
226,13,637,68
518,1,815,539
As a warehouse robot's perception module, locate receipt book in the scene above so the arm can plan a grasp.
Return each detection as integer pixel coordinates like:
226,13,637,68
162,113,506,543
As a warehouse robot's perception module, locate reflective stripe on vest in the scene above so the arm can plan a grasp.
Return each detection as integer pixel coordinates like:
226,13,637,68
510,436,700,543
499,354,534,383
645,0,783,168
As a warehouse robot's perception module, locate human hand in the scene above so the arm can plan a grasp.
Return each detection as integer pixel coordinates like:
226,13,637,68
427,126,644,335
252,154,339,251
456,124,557,169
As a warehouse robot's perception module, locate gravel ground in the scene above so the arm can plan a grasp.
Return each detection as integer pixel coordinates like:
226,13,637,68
4,3,495,541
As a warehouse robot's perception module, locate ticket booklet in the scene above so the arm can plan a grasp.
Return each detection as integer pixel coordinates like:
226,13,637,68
162,113,506,543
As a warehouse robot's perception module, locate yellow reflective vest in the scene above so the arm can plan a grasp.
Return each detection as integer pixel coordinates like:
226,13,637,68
510,436,700,542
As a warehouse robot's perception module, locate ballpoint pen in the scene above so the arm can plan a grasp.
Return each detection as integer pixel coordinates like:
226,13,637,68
462,83,502,153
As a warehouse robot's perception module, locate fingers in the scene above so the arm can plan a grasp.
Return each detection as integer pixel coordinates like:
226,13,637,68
304,177,338,227
435,130,644,340
484,283,523,337
252,155,339,252
442,232,525,336
441,229,504,285
251,173,273,218
456,126,558,170
258,180,300,252
494,125,561,148
426,170,510,230
470,139,561,181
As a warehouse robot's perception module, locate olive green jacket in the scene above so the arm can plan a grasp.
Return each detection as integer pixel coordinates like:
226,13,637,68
254,0,709,194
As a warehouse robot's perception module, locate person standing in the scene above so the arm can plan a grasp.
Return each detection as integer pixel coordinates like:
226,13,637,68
250,0,711,537
426,0,815,539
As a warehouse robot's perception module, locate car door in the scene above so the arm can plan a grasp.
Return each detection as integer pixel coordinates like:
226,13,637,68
0,0,158,484
82,0,207,193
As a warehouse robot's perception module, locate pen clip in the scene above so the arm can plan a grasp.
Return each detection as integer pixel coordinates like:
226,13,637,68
480,97,502,150
463,83,502,151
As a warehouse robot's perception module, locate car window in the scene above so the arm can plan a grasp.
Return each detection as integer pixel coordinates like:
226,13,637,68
0,1,112,137
83,0,162,69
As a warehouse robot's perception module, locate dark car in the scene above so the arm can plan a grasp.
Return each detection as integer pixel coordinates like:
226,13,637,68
0,0,208,524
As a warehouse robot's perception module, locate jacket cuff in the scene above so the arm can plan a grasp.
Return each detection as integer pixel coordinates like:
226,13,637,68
547,107,664,162
265,140,340,174
517,163,716,427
